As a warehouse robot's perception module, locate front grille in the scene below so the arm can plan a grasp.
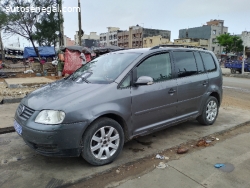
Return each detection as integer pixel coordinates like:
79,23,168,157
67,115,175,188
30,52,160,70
17,104,35,121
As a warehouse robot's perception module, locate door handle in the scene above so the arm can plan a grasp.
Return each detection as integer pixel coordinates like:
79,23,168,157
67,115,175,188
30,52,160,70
203,81,208,86
168,89,176,94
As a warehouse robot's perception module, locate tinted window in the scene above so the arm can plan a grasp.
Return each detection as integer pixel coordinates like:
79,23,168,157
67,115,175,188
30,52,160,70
193,52,205,74
137,53,172,82
173,51,198,78
200,52,216,72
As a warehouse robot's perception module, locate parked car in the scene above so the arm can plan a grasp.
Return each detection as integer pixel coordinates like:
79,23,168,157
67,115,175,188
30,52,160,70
14,47,222,166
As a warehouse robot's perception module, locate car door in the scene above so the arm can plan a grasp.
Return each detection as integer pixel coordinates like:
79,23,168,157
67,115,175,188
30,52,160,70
131,52,177,136
172,51,209,118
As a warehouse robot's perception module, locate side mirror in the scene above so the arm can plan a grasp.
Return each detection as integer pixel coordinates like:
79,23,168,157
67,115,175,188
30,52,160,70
135,76,154,86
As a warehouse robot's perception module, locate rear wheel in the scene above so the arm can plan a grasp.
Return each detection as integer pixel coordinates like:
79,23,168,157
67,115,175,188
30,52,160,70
81,118,124,166
197,96,218,125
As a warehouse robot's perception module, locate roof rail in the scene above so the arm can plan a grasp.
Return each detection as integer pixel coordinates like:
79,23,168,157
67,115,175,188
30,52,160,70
150,45,207,50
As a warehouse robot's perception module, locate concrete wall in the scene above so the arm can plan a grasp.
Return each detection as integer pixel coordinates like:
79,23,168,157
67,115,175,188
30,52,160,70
179,26,212,39
143,28,171,40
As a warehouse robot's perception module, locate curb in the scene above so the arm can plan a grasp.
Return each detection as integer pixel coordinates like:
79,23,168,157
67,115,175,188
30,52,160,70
0,127,14,134
0,97,23,105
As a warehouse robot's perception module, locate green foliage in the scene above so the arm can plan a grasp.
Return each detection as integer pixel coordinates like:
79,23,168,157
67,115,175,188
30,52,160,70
216,33,243,54
0,8,8,29
33,11,62,46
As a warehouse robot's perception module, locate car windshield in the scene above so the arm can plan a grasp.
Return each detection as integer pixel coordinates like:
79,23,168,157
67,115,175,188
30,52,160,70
70,52,141,84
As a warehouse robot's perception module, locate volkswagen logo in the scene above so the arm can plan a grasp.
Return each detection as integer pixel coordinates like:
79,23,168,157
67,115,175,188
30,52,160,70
19,105,25,116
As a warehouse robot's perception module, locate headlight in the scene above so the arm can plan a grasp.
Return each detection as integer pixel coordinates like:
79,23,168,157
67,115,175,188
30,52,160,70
35,110,65,125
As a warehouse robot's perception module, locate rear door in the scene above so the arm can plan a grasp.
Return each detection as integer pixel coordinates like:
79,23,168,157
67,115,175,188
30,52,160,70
172,51,208,118
131,52,178,135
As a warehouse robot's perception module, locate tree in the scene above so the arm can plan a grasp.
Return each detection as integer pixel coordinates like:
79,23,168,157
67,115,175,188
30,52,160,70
0,8,8,62
33,11,61,47
216,33,243,54
0,0,56,58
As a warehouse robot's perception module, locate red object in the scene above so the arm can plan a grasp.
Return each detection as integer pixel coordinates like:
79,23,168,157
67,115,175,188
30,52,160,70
85,54,91,62
63,49,82,75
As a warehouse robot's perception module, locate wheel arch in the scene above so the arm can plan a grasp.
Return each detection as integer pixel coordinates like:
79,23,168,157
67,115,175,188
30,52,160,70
90,113,130,142
209,92,220,106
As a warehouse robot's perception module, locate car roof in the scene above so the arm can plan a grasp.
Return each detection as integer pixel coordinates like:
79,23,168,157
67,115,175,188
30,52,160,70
113,47,210,55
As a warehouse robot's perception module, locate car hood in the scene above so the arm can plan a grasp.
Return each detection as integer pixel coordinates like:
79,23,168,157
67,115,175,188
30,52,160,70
21,78,106,110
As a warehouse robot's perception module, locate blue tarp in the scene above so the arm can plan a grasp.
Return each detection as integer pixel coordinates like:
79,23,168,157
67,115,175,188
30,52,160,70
23,46,56,58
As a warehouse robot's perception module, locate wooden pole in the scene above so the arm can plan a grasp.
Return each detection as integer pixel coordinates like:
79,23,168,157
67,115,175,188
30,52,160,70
78,0,82,46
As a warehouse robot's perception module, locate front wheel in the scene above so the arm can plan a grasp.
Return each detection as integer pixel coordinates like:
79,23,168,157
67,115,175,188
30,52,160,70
197,96,219,125
81,118,124,166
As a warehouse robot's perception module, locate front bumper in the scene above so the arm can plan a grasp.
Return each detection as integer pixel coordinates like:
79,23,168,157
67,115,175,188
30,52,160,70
14,107,89,157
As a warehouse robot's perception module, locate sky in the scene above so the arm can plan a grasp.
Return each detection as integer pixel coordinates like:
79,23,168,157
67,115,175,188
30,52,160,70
4,0,250,47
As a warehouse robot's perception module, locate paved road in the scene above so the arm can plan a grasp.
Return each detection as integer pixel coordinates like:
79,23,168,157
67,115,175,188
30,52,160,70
223,77,250,91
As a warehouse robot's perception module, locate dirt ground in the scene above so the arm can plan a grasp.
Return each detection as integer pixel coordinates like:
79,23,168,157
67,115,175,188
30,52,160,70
0,62,59,98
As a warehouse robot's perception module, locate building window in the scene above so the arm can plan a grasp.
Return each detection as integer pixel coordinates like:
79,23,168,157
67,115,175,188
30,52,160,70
150,39,153,44
212,47,215,51
144,40,147,44
213,30,216,35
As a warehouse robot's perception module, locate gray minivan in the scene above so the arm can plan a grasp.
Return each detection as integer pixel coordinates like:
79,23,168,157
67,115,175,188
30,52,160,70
14,47,222,166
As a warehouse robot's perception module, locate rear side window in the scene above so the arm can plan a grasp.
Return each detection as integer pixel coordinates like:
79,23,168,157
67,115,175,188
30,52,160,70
200,52,217,72
173,51,198,78
193,52,205,74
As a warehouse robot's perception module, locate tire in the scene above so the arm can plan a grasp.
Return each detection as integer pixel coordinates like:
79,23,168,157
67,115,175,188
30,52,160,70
81,118,124,166
197,96,219,126
231,69,236,74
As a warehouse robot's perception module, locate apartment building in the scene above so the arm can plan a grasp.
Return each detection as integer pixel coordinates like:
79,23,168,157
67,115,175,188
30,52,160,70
100,27,121,47
179,20,228,56
74,32,99,46
143,35,170,48
63,35,75,46
118,25,171,49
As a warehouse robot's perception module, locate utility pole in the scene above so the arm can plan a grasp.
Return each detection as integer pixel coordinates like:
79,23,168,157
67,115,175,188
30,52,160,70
78,0,82,46
242,44,245,74
57,0,64,47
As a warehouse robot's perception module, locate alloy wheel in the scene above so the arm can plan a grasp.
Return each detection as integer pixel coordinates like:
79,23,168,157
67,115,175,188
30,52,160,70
90,126,120,160
206,100,218,122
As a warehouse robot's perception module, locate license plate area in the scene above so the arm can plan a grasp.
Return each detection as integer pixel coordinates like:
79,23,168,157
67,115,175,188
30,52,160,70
14,120,22,135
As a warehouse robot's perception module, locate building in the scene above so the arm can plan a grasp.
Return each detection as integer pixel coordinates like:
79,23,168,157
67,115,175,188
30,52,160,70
100,27,121,47
74,32,99,46
179,20,228,56
143,35,170,48
63,35,75,46
82,39,100,49
173,38,208,49
118,25,171,49
240,31,250,57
